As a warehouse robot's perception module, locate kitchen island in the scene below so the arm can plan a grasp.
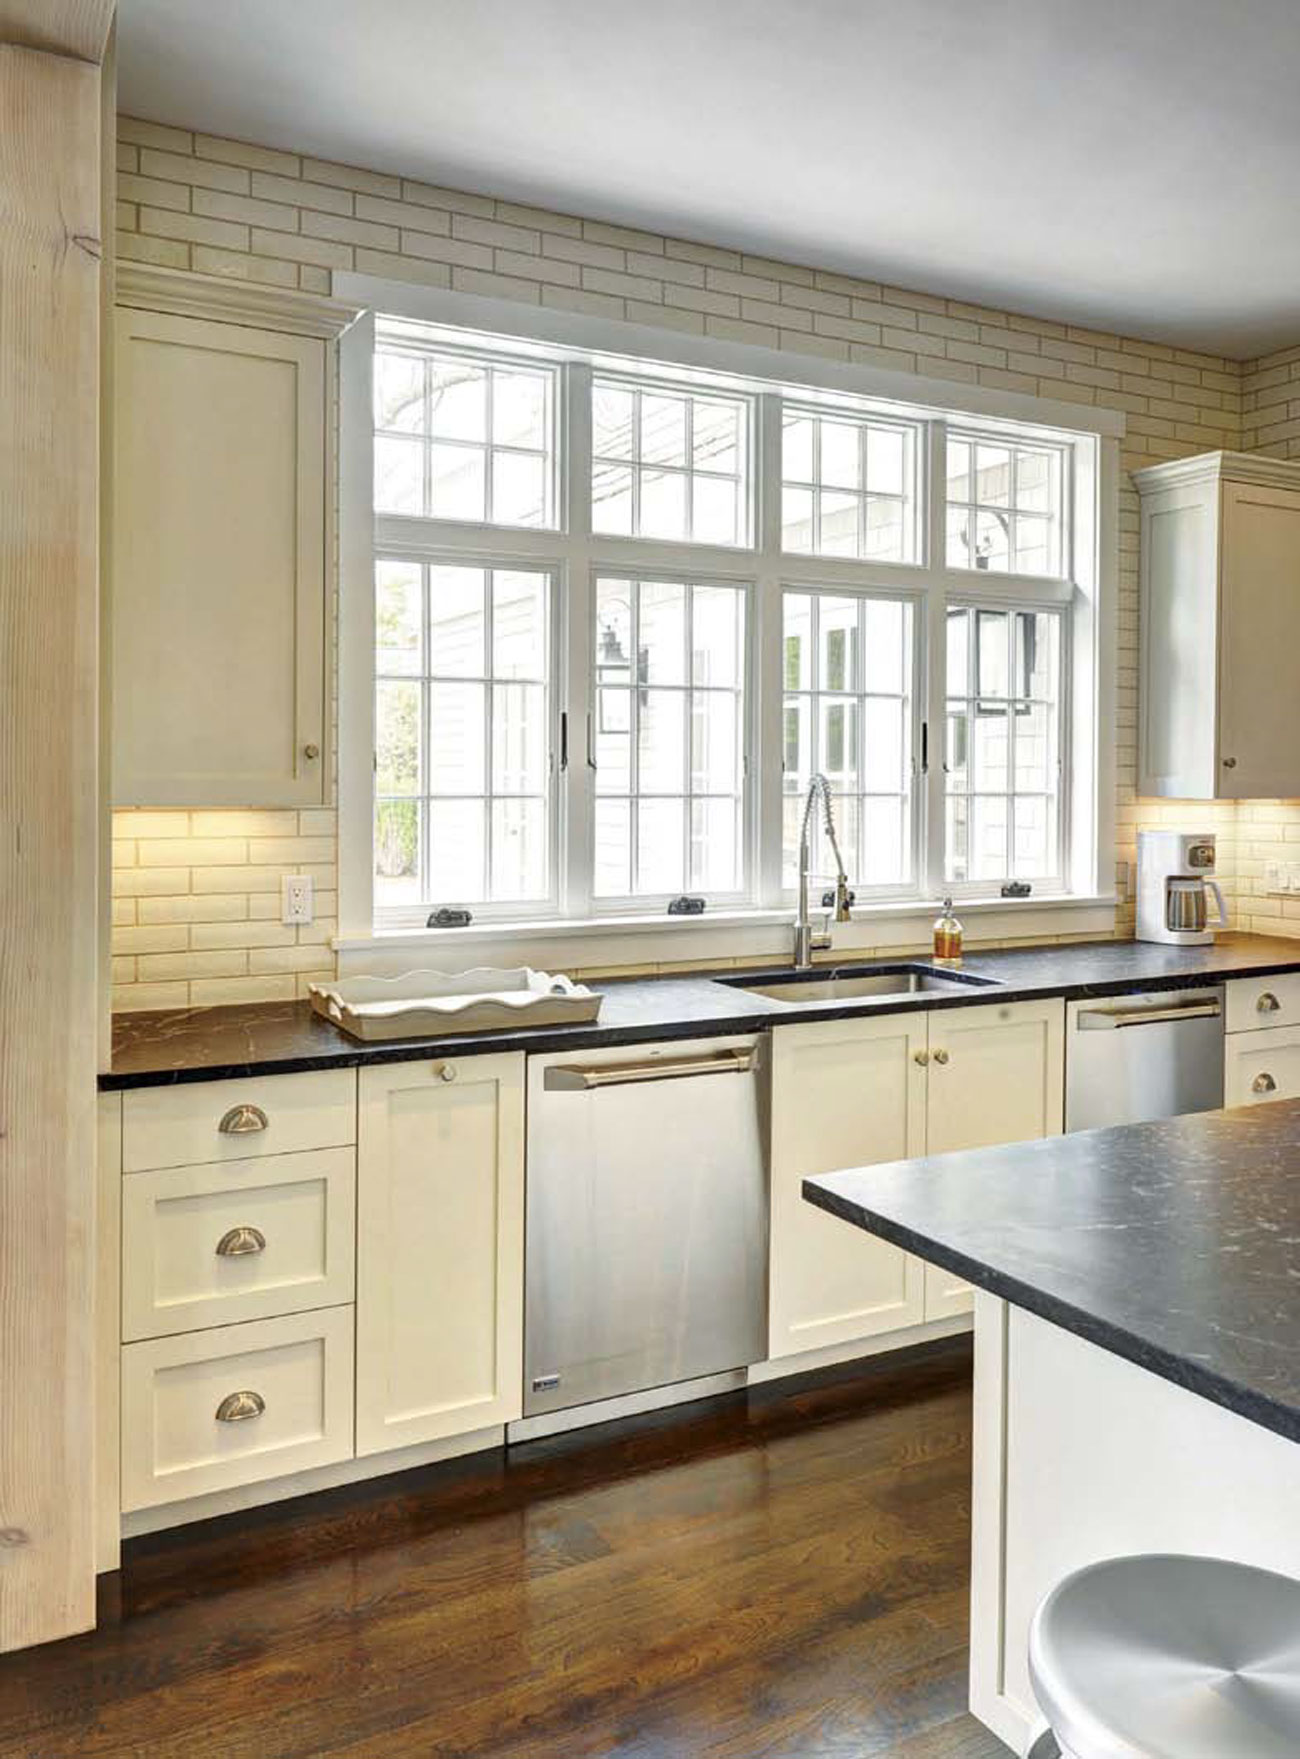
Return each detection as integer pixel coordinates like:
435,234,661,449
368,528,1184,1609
804,1102,1300,1755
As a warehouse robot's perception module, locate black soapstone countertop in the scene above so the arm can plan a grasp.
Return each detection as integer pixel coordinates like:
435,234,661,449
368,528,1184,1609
805,1100,1300,1443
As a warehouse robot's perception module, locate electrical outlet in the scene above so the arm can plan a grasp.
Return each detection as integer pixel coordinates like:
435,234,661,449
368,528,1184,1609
281,873,314,925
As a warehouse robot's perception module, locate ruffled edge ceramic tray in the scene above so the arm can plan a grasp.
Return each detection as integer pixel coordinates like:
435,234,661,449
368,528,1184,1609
308,967,602,1042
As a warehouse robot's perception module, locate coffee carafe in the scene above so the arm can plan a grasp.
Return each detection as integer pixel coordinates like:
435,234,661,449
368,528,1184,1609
1136,830,1227,946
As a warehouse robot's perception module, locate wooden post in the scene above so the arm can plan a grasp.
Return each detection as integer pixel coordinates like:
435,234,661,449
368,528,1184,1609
0,2,114,1651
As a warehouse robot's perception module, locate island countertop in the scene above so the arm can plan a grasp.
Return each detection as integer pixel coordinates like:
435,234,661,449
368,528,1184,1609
804,1099,1300,1445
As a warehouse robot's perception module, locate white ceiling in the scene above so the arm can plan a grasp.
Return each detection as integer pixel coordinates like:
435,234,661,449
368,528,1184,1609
117,0,1300,358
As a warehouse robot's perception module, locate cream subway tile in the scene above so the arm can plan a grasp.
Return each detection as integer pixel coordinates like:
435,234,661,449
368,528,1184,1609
884,284,946,315
137,894,248,925
1040,336,1096,367
947,299,1008,326
1008,312,1068,340
301,156,399,197
780,331,851,364
111,841,136,868
116,141,139,173
540,284,623,320
252,228,350,269
666,237,740,271
119,172,187,212
743,297,809,332
296,809,337,837
254,170,353,215
112,957,137,984
627,249,700,287
111,898,136,928
247,893,283,920
194,186,301,231
141,207,248,252
114,810,189,838
979,367,1048,396
191,246,298,288
705,266,781,303
818,270,879,298
246,836,334,865
452,212,541,253
113,865,191,898
884,325,944,356
626,300,702,335
137,836,246,868
119,117,193,153
541,231,623,272
296,919,337,946
313,892,339,919
189,975,298,1006
303,208,398,250
112,923,189,954
850,342,917,374
1008,351,1049,378
812,312,882,347
248,945,338,975
496,199,582,237
137,949,248,982
139,146,249,194
117,232,189,270
580,265,663,302
195,134,299,176
354,248,451,291
449,266,541,304
779,283,851,317
402,179,494,218
398,229,492,270
355,192,449,234
742,253,815,288
918,311,979,343
704,314,779,348
662,284,739,319
494,248,581,288
191,865,282,895
173,809,289,842
870,301,921,330
113,981,190,1013
296,972,337,998
583,219,665,254
925,357,980,386
946,339,1008,369
191,920,297,950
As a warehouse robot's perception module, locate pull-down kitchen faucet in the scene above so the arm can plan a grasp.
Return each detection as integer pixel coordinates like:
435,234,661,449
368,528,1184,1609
793,773,853,967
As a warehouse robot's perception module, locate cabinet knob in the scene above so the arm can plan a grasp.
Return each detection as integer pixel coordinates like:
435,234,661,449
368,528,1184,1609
932,1048,950,1065
218,1103,268,1135
215,1225,266,1258
215,1390,265,1424
1257,992,1281,1013
1253,1072,1277,1094
436,1062,457,1083
304,743,320,760
1222,757,1237,769
913,1050,930,1066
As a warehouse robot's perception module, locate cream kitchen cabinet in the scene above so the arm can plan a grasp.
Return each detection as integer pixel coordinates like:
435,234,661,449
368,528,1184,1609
1136,451,1300,801
768,998,1064,1355
112,277,354,808
1223,977,1300,1106
355,1054,525,1456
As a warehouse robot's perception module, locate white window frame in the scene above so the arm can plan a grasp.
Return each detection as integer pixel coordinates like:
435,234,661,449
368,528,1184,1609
337,280,1119,961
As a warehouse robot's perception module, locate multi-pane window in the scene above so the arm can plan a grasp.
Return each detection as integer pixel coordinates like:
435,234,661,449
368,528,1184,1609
592,378,750,545
374,341,557,527
945,435,1064,576
781,408,917,562
593,577,748,900
374,560,554,912
781,593,915,890
944,606,1063,886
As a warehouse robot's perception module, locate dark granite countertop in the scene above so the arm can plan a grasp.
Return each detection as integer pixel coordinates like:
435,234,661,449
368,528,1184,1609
805,1100,1300,1443
102,932,1300,1091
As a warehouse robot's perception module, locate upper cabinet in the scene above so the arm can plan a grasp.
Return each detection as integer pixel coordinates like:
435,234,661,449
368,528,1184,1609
111,271,357,808
1137,451,1300,800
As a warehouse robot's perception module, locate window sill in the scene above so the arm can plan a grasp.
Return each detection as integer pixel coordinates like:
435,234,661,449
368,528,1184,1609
335,892,1119,973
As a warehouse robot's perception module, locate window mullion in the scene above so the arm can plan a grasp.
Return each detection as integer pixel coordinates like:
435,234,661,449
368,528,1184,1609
923,420,948,900
562,361,595,920
754,392,785,909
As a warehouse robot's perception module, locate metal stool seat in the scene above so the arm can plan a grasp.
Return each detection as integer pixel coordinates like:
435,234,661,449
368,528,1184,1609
1028,1554,1300,1758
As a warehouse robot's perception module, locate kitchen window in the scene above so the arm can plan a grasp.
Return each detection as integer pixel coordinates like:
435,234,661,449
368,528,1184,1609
354,313,1105,937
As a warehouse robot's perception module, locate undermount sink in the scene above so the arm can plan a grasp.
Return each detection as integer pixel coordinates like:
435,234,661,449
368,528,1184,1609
721,962,1001,1006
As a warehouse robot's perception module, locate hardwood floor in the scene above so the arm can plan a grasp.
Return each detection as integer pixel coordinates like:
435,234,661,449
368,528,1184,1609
0,1336,1006,1758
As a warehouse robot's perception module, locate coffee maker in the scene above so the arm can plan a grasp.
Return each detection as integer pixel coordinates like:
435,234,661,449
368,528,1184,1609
1136,830,1228,945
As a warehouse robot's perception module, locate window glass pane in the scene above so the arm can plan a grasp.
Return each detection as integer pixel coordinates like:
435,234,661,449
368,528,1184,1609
493,571,548,680
861,797,904,887
593,383,635,458
691,690,739,793
782,485,814,552
638,689,685,793
430,443,486,521
863,597,906,694
491,450,546,527
946,438,971,502
819,490,859,557
820,421,861,489
692,475,739,546
491,798,547,900
784,595,812,691
493,370,547,449
375,799,421,907
428,682,486,793
594,798,631,896
592,462,633,535
693,585,743,689
428,566,484,677
691,798,740,891
975,444,1011,506
819,699,859,791
376,561,422,675
946,505,972,569
782,413,814,481
863,697,904,792
639,581,686,685
429,799,485,899
818,598,859,692
591,377,750,545
867,426,905,496
429,360,486,441
974,509,1010,572
492,683,546,794
375,352,424,434
865,496,905,561
640,393,687,466
639,469,688,541
694,400,739,474
376,681,420,795
637,798,684,893
781,408,917,561
375,436,423,515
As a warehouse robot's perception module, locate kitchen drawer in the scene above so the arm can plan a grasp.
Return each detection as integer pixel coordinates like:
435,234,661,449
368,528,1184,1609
1225,973,1300,1035
1224,1025,1300,1107
121,1148,356,1341
121,1306,354,1511
123,1069,355,1172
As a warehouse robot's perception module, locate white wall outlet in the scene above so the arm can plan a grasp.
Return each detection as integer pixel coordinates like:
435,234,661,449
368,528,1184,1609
281,873,314,925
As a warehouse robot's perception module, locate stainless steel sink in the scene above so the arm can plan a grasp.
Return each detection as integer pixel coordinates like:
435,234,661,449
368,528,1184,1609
721,963,1000,1005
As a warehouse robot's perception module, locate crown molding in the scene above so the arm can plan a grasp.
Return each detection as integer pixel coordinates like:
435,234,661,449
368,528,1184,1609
115,264,365,340
1132,448,1300,495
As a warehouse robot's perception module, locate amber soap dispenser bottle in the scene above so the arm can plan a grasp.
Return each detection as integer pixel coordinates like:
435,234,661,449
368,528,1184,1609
933,896,963,964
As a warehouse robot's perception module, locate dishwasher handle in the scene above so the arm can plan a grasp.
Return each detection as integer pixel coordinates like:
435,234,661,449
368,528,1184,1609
543,1047,757,1090
1076,998,1222,1030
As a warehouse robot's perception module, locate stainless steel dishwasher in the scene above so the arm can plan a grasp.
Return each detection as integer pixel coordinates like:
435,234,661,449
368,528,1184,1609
524,1035,767,1419
1065,987,1224,1131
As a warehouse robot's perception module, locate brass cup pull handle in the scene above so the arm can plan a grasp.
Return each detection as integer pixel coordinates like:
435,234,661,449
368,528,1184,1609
215,1225,266,1258
1253,1072,1277,1094
1257,992,1281,1013
913,1050,930,1066
932,1048,950,1065
215,1390,265,1424
218,1104,268,1135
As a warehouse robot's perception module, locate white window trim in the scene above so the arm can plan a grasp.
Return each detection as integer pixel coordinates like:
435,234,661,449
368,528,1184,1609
337,278,1121,967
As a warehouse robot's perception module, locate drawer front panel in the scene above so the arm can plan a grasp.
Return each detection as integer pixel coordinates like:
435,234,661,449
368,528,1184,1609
123,1069,355,1171
1224,1025,1300,1107
1225,973,1300,1035
121,1307,354,1511
121,1148,355,1341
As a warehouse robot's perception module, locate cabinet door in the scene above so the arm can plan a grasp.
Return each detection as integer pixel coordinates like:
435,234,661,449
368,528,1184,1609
768,1014,927,1360
113,309,326,807
923,999,1065,1319
1225,1026,1300,1107
356,1054,524,1456
1218,482,1300,799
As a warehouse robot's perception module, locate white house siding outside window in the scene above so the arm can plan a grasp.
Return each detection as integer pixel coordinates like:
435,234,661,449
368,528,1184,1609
367,316,1087,931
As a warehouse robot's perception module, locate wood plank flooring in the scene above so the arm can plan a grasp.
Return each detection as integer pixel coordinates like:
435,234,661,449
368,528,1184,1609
0,1336,1007,1757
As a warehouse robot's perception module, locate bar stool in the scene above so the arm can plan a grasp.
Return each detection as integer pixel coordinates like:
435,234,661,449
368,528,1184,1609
1026,1553,1300,1758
